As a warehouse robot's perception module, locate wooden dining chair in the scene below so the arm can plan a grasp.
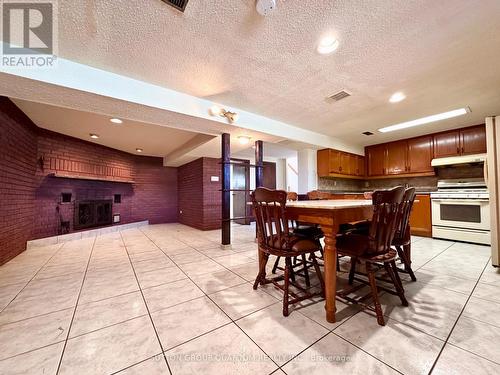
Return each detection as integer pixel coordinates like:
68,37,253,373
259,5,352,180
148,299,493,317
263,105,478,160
336,186,407,326
271,191,324,285
251,187,325,316
345,187,417,281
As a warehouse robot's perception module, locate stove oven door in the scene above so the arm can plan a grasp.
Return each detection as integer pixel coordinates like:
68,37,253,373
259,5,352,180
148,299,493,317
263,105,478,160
431,198,490,231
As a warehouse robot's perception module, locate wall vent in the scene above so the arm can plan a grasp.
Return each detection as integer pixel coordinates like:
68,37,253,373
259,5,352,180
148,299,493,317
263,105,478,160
161,0,189,12
362,131,374,136
328,90,351,102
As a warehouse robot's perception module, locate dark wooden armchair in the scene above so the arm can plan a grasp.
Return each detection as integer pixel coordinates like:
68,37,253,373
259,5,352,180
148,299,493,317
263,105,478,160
336,186,407,326
251,188,325,316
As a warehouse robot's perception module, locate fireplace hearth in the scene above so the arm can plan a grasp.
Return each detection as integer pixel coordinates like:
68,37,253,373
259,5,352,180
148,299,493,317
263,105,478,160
74,200,113,230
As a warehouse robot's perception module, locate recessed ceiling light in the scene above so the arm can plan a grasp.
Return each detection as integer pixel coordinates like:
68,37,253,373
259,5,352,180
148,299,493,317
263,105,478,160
378,107,470,133
110,118,123,124
89,133,99,139
136,148,143,153
317,35,339,55
389,92,406,103
238,136,251,145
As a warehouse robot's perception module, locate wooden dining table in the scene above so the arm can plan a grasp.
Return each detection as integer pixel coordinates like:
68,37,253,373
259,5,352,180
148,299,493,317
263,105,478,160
286,199,373,323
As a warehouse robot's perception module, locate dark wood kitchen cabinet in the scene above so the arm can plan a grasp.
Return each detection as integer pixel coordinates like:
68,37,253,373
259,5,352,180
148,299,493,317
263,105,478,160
461,125,486,155
409,194,432,237
433,125,486,158
433,130,460,158
366,144,386,176
407,136,434,173
317,149,365,178
386,141,408,175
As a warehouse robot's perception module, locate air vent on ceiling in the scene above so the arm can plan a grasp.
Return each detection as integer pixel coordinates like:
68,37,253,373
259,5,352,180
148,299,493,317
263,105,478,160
362,131,374,136
328,90,351,102
161,0,189,12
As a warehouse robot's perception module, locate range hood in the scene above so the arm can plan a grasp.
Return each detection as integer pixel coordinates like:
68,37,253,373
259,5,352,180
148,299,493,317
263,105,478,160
431,153,486,167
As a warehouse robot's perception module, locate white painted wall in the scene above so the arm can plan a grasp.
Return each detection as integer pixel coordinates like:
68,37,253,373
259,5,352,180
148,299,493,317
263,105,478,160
297,149,318,194
286,157,299,193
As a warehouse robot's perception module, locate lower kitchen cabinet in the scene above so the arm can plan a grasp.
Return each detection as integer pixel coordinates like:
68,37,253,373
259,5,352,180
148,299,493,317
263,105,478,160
409,194,432,237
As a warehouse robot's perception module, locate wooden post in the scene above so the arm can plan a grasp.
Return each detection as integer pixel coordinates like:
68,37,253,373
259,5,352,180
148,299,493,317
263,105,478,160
255,140,263,188
221,133,231,248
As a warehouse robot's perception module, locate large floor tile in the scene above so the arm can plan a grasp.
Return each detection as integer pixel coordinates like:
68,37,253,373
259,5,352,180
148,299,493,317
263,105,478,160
413,268,477,295
116,356,170,374
335,313,444,375
283,332,398,375
378,282,469,339
295,297,361,330
0,308,73,360
432,343,500,375
213,253,255,268
449,316,500,363
152,296,231,350
190,269,246,294
0,342,64,375
237,304,328,365
132,256,175,273
0,283,25,312
472,282,500,304
70,291,147,337
135,266,187,289
0,273,83,324
143,278,204,313
463,296,500,328
178,259,226,277
210,284,278,320
79,271,139,304
59,315,162,374
165,323,277,375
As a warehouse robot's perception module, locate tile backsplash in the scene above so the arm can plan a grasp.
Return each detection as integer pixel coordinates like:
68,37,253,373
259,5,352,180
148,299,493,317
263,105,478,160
318,164,484,192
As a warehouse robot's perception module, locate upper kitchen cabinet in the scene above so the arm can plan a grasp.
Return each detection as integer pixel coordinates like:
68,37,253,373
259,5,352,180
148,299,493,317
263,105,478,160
433,125,486,158
433,130,460,158
386,140,407,175
460,125,486,155
366,144,386,176
407,136,434,173
366,136,435,177
317,149,365,178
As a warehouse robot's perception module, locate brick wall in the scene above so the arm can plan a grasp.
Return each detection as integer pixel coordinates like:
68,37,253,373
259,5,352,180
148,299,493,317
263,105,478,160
34,129,178,238
0,98,178,265
0,98,38,265
178,157,221,230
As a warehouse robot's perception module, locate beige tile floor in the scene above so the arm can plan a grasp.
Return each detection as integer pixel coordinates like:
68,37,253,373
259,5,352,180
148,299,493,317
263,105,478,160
0,223,499,374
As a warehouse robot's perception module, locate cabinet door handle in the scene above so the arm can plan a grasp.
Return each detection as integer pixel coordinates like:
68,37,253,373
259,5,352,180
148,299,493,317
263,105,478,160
457,147,460,154
462,147,465,154
339,166,342,172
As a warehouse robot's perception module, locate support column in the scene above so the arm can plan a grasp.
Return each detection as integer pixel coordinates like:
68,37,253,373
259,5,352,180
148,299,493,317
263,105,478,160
221,133,231,248
255,140,264,188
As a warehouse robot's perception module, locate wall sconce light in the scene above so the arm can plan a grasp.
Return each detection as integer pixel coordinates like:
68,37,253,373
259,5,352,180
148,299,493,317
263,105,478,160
209,105,239,123
238,136,251,145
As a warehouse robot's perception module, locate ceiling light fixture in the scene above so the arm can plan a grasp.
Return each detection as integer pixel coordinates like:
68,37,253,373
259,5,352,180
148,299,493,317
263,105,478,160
209,105,239,123
89,133,99,139
238,136,251,145
389,92,406,103
317,35,339,55
110,118,123,124
378,107,470,133
136,148,143,153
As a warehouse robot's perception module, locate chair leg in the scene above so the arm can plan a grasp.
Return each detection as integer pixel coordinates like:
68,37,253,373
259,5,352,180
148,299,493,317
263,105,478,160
366,262,385,326
403,244,417,282
388,260,409,306
311,253,325,297
348,257,357,285
288,258,296,282
253,253,269,290
301,254,311,287
283,259,291,317
272,256,280,274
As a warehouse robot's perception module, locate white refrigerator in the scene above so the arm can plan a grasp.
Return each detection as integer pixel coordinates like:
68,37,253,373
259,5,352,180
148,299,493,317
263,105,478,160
486,116,500,267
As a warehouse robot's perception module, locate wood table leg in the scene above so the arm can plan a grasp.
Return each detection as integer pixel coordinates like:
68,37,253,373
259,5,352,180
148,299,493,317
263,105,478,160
322,224,337,323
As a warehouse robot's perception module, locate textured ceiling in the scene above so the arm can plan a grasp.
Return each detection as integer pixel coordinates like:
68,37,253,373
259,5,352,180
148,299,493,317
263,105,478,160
52,0,500,146
12,99,199,157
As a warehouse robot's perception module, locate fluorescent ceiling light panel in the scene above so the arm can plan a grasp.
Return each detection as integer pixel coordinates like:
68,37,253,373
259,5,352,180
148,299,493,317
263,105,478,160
378,107,470,133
